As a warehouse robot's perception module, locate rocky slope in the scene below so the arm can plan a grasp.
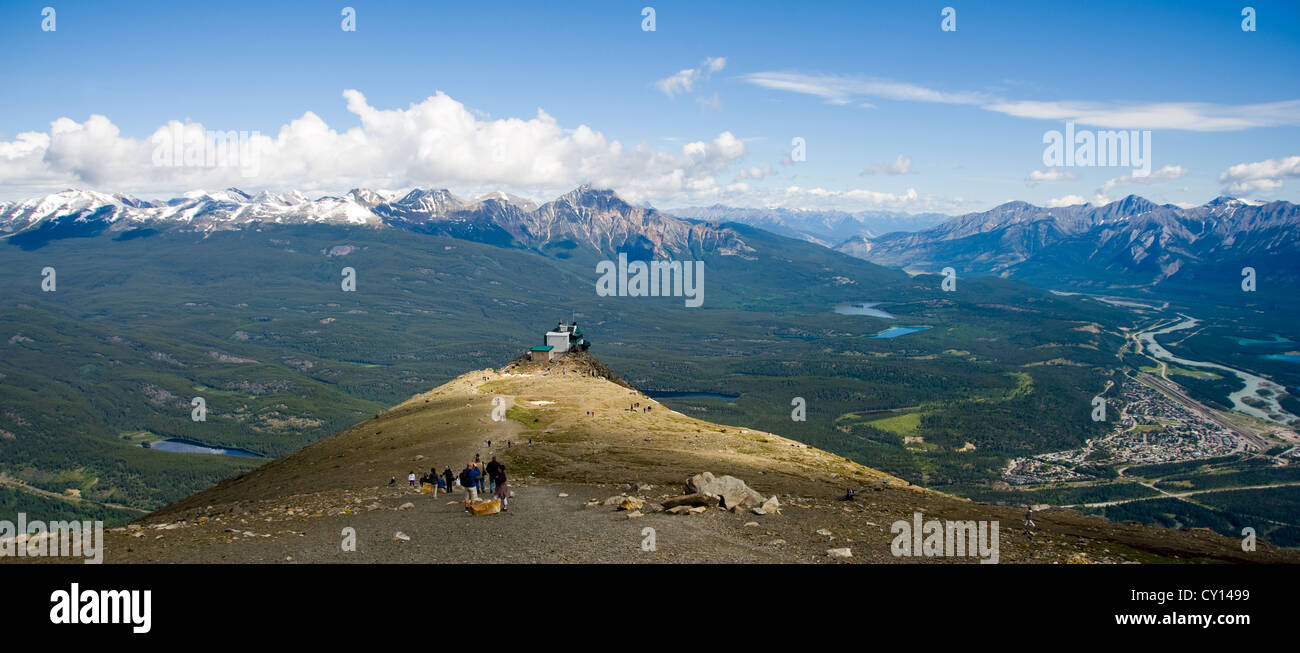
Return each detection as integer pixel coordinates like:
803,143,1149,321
79,353,1297,564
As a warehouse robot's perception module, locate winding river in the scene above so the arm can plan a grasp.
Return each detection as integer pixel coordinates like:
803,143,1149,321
1137,315,1297,423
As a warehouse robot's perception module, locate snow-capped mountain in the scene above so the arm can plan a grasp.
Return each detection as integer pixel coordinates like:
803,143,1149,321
0,185,751,258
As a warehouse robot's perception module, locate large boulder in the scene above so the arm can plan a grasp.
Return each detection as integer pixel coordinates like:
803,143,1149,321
686,472,767,511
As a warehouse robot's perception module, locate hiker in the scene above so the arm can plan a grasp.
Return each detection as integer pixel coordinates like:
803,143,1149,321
388,476,396,486
528,439,533,448
408,471,416,487
487,440,492,448
494,464,510,512
485,456,501,493
507,440,511,448
1024,507,1035,528
460,464,480,503
842,488,856,501
442,466,455,492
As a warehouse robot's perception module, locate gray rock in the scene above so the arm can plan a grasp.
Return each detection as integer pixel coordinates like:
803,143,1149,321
686,472,766,511
752,496,781,516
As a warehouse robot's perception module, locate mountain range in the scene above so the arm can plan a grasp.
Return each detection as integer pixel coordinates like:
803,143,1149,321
10,187,1295,298
837,195,1300,295
0,186,751,260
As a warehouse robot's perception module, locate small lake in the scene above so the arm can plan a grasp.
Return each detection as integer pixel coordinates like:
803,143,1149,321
833,301,895,318
872,326,931,338
146,439,261,457
1262,354,1300,363
647,391,738,402
1235,334,1294,347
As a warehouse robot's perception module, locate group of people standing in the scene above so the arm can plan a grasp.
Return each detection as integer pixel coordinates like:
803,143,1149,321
391,454,512,513
458,455,510,511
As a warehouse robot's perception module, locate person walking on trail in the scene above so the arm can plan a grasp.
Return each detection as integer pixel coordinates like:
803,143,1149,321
1024,506,1035,528
408,471,416,487
485,456,501,493
494,463,510,512
442,466,455,493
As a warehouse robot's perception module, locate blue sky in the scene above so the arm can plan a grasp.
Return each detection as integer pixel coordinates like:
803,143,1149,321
2,0,1298,213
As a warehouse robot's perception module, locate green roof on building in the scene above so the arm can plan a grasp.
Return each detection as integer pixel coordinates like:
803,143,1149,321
530,345,554,352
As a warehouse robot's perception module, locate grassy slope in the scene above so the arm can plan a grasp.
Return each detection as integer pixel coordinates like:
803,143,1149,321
114,354,1297,564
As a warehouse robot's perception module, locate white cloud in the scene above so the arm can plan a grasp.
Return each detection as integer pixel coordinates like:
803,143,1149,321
987,99,1300,132
655,57,727,98
742,72,985,106
737,165,773,180
742,71,1300,131
1218,155,1300,195
862,154,914,176
0,89,750,204
1096,164,1187,200
780,185,920,209
1025,169,1077,186
1048,194,1087,207
696,92,723,111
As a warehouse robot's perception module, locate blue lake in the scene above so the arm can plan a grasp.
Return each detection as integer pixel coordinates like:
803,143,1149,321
1262,354,1300,363
146,439,261,457
833,301,895,318
647,391,738,402
1234,334,1293,346
872,326,931,338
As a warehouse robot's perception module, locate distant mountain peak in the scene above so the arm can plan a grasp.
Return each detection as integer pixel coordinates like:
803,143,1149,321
839,193,1299,291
